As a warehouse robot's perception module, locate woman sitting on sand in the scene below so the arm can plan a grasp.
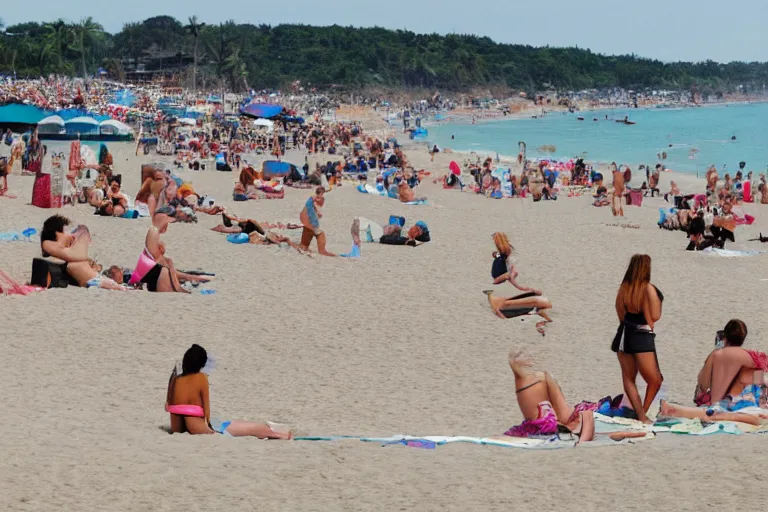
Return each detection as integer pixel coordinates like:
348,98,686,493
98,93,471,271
490,232,542,294
166,344,291,439
40,215,125,290
693,319,768,408
504,351,595,442
398,180,426,203
94,176,128,217
130,207,210,293
611,254,663,424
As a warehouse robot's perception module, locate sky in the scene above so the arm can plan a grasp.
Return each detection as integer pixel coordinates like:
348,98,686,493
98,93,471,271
2,0,766,63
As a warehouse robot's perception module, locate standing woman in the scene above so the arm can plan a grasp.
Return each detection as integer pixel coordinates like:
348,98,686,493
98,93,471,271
612,254,664,423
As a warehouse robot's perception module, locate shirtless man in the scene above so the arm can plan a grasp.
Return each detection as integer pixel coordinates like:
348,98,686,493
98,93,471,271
612,168,625,216
40,215,124,290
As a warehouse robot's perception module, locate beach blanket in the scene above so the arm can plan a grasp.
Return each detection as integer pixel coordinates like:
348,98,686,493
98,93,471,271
403,199,428,205
700,248,768,257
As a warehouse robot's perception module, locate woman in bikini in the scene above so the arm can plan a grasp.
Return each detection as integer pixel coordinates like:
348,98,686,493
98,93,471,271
135,168,166,218
505,351,595,443
300,186,335,256
483,291,553,334
612,254,663,423
132,207,210,293
166,344,292,439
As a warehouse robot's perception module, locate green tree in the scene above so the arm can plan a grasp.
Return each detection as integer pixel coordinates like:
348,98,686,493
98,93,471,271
185,15,205,93
71,17,104,78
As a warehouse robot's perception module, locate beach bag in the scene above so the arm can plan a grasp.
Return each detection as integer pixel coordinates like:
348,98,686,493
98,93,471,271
30,258,69,288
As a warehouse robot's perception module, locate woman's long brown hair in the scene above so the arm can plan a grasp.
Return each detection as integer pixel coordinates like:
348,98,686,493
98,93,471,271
493,232,513,257
617,254,651,313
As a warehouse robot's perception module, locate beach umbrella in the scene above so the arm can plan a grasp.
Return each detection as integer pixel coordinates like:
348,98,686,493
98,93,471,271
449,161,461,176
240,103,283,119
178,118,197,126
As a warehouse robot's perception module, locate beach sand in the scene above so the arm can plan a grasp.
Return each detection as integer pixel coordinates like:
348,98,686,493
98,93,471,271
2,133,768,511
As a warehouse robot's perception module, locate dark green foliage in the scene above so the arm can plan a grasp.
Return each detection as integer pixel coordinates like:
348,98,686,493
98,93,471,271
1,17,766,94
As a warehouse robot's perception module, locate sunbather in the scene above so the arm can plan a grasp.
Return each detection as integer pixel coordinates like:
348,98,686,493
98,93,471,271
398,180,426,203
483,290,552,335
166,344,292,439
490,232,542,294
658,401,766,426
693,319,768,407
40,215,124,290
132,207,210,293
504,351,595,443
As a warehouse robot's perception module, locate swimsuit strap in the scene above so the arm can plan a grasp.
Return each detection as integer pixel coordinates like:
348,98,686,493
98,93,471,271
516,380,543,394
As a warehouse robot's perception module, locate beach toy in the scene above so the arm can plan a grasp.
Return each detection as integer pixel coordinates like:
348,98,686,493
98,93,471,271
199,289,217,295
22,228,37,239
226,233,250,244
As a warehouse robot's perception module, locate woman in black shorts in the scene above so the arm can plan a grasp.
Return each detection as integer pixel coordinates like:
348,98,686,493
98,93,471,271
612,254,664,423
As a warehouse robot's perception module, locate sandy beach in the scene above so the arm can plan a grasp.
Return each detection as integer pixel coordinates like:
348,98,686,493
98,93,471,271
3,124,768,511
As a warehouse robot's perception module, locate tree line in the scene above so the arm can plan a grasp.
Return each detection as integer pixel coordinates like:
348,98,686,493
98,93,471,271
1,15,767,95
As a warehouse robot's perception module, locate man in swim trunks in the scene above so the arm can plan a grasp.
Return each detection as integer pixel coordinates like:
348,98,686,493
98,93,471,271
300,186,335,256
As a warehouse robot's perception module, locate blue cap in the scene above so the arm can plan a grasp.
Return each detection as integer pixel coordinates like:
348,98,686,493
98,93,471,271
416,221,428,231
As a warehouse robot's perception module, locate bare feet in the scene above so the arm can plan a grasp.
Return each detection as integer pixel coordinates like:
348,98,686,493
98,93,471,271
535,321,548,336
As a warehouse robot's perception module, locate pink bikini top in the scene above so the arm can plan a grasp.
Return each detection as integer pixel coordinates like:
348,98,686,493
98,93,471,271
165,404,205,417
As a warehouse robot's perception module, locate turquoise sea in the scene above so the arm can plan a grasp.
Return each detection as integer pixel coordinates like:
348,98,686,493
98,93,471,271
427,103,768,176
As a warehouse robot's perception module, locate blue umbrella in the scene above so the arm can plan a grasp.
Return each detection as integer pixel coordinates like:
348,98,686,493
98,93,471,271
240,103,283,119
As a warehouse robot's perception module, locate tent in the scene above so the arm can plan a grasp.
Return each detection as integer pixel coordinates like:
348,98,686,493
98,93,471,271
261,160,300,180
240,103,283,119
252,118,274,131
37,115,66,134
65,116,100,134
0,104,47,129
99,119,133,136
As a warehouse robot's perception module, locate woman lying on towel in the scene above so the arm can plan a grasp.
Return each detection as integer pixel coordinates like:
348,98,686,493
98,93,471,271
483,290,553,335
692,319,768,409
166,344,292,439
504,351,595,442
40,215,125,290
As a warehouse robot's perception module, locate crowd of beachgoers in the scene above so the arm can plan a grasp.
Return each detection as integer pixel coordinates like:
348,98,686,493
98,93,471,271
3,78,768,451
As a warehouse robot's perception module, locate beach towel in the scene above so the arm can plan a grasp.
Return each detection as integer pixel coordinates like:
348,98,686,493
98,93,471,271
403,199,428,205
700,248,768,257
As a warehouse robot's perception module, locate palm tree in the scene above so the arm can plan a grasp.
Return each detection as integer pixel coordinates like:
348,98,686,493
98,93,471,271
44,19,70,72
222,47,248,91
71,17,104,78
185,16,206,94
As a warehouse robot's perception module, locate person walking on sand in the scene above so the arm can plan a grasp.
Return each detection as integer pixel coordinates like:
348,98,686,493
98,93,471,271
299,186,335,256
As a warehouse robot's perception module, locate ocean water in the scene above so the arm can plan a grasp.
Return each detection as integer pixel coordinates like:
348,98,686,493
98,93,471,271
428,103,768,176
